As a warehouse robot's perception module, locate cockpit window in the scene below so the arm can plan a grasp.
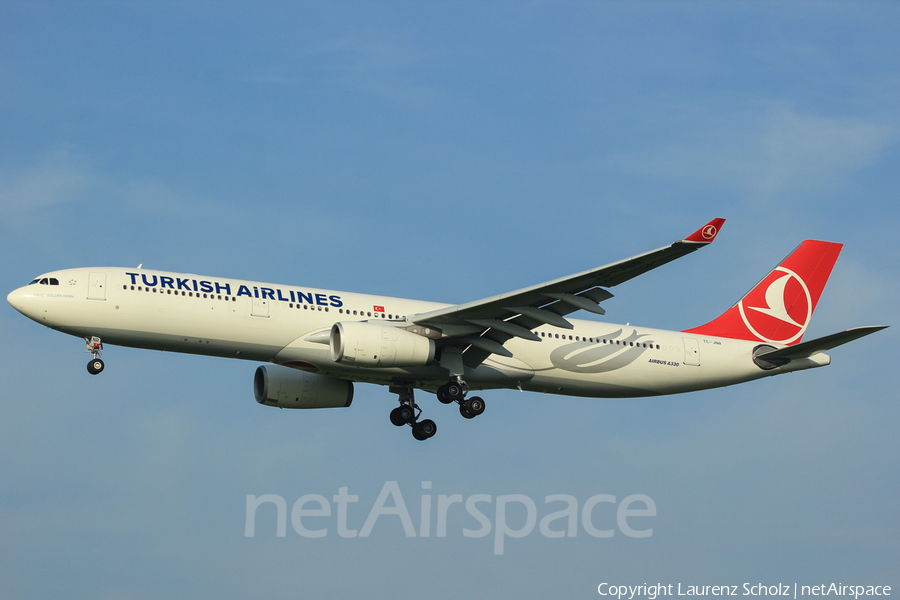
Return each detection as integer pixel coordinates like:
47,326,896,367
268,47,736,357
49,278,59,285
27,277,59,285
28,279,39,285
39,278,49,285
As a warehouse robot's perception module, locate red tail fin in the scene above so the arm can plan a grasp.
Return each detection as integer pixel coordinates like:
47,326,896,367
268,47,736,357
684,240,843,345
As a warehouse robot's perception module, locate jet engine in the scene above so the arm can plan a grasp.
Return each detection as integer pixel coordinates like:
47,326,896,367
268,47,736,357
254,364,353,409
330,321,435,368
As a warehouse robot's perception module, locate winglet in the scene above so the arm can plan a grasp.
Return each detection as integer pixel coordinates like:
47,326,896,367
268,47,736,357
683,218,726,244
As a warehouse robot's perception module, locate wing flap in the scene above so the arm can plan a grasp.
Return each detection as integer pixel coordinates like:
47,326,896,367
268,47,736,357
544,291,611,315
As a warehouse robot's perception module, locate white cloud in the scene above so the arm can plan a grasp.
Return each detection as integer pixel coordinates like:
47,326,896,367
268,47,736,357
303,36,443,111
0,149,228,225
606,105,897,204
0,148,103,213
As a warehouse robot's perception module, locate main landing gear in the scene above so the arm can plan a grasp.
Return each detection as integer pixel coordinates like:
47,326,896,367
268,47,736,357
389,378,486,441
85,336,105,375
389,386,437,441
437,378,486,420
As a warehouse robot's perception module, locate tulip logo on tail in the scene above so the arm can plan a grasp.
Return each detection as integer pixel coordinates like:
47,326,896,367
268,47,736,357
683,239,842,346
738,267,812,345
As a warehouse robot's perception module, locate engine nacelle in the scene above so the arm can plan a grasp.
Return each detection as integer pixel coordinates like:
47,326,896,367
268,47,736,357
330,321,435,368
254,364,353,409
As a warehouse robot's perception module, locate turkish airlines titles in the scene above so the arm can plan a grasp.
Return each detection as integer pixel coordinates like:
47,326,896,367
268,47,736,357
125,272,343,308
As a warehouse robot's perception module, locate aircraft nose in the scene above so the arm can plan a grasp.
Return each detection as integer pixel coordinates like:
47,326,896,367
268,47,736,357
8,287,24,311
7,286,35,318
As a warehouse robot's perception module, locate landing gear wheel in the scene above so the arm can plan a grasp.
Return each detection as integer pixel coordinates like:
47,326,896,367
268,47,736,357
437,382,464,404
412,419,437,440
389,407,406,427
446,382,464,400
87,358,105,375
459,405,476,419
436,385,454,404
464,396,485,417
398,405,415,423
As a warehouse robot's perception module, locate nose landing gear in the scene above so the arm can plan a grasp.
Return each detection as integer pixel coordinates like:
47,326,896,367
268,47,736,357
85,336,104,375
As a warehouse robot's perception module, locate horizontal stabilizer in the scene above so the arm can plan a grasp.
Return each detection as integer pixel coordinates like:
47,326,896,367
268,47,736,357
756,326,888,362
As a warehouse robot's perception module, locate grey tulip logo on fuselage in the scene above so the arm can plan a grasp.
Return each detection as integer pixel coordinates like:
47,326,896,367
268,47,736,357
548,329,654,374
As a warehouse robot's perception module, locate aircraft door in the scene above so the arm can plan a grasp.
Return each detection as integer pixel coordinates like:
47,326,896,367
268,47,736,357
251,297,269,317
682,337,700,366
88,272,107,300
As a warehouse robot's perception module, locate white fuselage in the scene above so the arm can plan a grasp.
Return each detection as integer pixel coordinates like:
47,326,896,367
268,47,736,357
7,267,830,398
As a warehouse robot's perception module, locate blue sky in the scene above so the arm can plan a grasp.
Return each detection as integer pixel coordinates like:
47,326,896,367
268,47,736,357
1,2,898,598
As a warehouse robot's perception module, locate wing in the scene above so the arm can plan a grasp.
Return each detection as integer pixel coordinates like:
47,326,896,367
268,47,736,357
411,217,726,368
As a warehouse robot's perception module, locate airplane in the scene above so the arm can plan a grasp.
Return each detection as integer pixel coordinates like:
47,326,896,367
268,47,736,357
6,218,887,441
